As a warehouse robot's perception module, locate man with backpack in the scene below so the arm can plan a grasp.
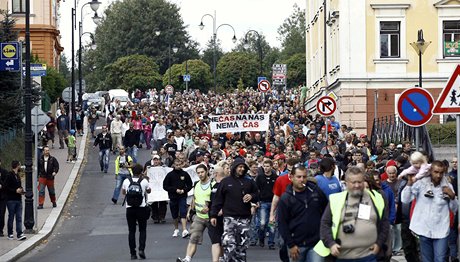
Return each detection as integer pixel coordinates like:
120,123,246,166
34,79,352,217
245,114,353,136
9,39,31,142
122,163,151,260
112,146,133,204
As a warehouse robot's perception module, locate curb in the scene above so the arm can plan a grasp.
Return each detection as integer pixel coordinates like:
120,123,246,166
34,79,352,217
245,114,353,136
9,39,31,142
0,118,89,262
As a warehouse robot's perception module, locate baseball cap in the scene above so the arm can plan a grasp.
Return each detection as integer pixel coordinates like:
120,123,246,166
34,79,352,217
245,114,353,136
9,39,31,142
152,154,161,160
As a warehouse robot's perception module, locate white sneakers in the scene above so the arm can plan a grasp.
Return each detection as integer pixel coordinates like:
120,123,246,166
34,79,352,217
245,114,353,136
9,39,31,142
172,229,189,238
182,229,189,238
172,229,179,237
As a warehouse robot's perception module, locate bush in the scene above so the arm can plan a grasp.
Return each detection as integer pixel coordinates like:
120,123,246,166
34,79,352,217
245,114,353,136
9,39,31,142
0,132,25,168
427,122,456,145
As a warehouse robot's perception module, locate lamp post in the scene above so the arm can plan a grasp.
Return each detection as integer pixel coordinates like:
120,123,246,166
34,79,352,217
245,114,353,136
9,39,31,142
410,29,431,151
72,0,100,129
78,10,101,106
78,12,101,106
244,30,263,76
168,45,178,85
184,42,189,92
23,0,34,232
199,11,237,92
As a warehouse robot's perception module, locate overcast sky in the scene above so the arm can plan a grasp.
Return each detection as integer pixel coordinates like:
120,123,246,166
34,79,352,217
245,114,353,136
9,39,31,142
59,0,306,59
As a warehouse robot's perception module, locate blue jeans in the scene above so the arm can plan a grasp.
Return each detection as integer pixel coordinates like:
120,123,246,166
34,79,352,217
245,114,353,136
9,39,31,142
391,224,402,252
249,211,259,244
289,246,324,262
99,149,110,172
6,201,23,237
112,173,129,201
419,235,448,262
257,201,275,246
126,146,138,163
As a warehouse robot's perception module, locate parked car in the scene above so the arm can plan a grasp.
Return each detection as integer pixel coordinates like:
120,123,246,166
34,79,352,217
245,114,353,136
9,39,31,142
83,93,103,110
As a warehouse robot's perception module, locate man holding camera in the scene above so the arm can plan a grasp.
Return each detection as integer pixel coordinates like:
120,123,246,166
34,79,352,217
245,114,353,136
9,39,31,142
112,146,133,204
314,166,389,262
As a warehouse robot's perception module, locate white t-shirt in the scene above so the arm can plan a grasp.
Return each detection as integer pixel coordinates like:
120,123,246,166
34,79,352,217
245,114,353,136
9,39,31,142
122,177,150,208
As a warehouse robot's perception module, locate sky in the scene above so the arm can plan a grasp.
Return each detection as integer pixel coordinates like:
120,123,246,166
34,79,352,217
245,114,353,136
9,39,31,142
59,0,306,59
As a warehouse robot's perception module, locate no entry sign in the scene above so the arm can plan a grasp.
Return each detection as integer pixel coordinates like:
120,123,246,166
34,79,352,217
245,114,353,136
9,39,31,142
397,88,434,127
316,96,337,116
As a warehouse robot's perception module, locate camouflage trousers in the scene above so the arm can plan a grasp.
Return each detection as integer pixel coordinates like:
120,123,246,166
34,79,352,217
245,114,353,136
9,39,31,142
222,217,251,262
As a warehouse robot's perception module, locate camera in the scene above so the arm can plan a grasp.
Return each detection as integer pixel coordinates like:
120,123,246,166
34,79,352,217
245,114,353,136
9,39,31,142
342,224,355,234
119,163,126,168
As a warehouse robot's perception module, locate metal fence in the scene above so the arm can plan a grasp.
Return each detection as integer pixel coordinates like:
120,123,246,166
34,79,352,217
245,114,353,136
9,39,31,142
370,114,435,160
0,127,23,149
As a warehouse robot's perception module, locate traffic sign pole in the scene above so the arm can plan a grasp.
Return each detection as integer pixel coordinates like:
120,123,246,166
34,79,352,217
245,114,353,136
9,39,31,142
457,115,460,234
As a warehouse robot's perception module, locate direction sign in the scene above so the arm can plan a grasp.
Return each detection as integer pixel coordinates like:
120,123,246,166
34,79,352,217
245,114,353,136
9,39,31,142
397,88,434,127
23,63,47,77
316,96,337,116
0,42,20,72
165,85,174,94
433,65,460,114
257,77,266,84
258,80,271,93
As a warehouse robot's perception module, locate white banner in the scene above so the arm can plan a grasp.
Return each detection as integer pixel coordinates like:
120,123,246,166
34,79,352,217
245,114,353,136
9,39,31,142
146,166,172,203
146,164,202,203
209,114,269,133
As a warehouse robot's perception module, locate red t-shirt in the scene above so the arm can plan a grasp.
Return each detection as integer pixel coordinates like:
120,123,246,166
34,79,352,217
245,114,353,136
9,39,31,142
272,174,291,197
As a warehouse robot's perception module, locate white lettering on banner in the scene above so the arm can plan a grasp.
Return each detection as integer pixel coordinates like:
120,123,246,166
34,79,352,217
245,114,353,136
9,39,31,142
146,164,202,203
209,114,270,133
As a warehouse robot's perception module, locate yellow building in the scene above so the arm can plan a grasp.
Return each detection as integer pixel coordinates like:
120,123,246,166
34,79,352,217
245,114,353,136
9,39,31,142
0,0,63,68
305,0,460,134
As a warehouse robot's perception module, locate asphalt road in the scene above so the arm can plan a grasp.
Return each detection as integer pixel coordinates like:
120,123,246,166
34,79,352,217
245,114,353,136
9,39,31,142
19,131,280,262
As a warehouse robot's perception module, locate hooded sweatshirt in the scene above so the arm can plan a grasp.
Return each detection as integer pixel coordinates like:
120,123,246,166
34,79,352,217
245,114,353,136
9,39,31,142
210,158,259,219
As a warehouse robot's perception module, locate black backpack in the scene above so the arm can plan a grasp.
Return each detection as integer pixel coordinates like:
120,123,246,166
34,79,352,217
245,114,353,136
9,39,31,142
125,177,144,207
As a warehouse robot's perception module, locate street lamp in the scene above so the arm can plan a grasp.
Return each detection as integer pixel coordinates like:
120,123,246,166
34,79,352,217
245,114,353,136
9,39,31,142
199,11,237,92
184,42,189,92
78,10,101,106
410,29,431,151
244,30,263,75
72,0,101,128
168,45,178,85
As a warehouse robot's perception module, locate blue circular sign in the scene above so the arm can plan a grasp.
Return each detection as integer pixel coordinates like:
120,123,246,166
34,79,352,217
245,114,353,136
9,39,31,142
397,88,434,127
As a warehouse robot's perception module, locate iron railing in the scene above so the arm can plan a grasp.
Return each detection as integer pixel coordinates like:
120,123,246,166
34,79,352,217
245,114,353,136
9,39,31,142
371,114,435,161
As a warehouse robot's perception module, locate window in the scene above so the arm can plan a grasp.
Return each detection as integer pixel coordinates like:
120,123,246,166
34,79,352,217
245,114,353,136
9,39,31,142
443,20,460,57
12,0,26,13
380,21,400,58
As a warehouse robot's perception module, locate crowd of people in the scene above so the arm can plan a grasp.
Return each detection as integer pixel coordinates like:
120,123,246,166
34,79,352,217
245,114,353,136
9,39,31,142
65,87,460,261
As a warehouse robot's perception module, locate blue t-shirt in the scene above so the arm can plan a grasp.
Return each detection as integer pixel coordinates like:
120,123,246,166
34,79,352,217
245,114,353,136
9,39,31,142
315,175,342,198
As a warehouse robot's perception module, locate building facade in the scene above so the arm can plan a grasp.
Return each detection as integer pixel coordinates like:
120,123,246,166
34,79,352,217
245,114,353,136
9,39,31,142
305,0,460,134
0,0,63,68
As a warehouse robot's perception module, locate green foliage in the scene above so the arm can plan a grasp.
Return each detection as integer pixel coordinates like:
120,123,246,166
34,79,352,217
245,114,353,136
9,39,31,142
283,53,306,88
0,130,25,167
0,10,22,129
105,54,161,92
88,0,197,90
59,54,71,83
162,59,212,92
234,32,272,75
216,52,259,89
427,122,456,145
201,39,224,71
277,4,306,60
41,67,67,102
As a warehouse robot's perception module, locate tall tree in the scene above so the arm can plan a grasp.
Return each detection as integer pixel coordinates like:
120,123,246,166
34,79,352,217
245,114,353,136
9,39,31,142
277,4,306,60
88,0,198,90
59,53,71,83
0,10,22,128
283,53,306,89
233,32,272,76
201,39,224,73
162,59,212,92
217,52,259,88
105,54,162,92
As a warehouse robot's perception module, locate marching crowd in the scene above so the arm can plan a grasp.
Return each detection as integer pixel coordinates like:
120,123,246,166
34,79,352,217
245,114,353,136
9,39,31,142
44,86,460,262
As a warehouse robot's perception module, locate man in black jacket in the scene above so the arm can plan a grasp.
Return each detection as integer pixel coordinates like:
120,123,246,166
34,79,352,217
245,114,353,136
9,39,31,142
163,159,192,238
277,165,328,261
93,125,112,173
4,161,26,240
124,123,140,163
210,158,259,261
38,146,60,209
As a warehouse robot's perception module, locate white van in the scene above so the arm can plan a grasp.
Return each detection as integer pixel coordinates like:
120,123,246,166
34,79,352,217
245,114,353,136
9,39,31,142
108,89,131,107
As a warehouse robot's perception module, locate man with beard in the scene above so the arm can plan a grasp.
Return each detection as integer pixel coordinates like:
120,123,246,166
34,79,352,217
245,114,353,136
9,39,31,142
210,158,259,261
315,166,389,261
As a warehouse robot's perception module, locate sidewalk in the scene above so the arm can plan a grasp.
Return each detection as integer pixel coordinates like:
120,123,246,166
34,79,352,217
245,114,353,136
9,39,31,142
0,120,89,261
